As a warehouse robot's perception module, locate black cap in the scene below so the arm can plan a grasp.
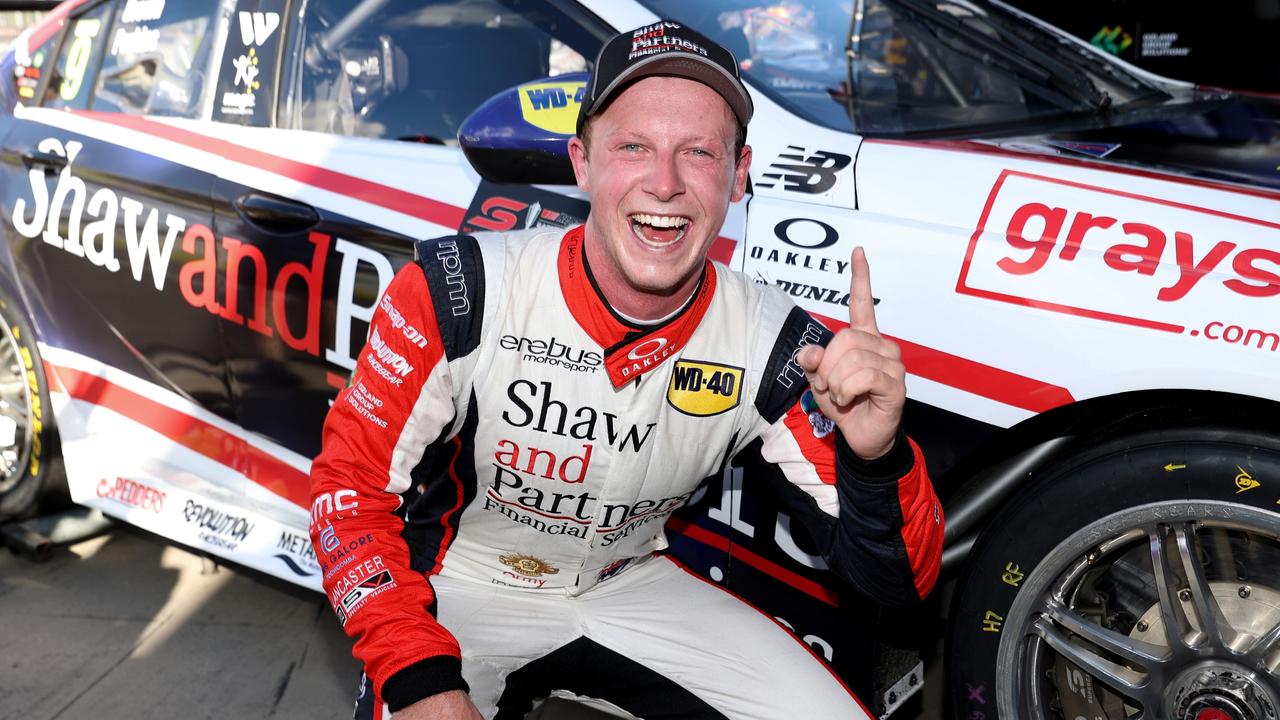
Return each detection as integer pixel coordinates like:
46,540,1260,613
577,20,753,135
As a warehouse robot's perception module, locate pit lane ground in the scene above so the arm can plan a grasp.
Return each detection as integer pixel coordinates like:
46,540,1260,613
0,523,940,719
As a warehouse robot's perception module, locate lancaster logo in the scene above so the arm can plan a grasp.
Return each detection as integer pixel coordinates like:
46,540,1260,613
667,360,743,417
959,171,1280,338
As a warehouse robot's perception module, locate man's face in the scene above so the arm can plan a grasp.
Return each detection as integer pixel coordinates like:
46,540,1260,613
569,76,751,302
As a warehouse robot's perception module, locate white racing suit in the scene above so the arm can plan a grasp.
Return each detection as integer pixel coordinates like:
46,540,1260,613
310,226,943,719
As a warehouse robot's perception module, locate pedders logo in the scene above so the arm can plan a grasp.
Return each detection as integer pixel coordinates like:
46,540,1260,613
96,476,165,513
959,171,1280,338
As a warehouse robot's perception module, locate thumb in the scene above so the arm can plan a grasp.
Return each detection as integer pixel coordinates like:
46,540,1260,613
797,345,827,392
797,344,822,372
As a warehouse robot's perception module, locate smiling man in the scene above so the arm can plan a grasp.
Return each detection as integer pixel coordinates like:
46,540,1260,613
310,20,943,720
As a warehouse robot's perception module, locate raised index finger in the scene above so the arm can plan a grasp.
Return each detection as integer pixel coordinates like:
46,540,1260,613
848,246,880,334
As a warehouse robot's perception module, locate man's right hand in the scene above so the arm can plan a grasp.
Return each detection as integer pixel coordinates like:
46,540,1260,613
394,690,484,719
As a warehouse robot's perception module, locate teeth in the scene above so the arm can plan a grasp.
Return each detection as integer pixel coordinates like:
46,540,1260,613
630,213,689,228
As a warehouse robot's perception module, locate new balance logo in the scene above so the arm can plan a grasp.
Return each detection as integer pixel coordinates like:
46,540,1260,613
756,146,852,195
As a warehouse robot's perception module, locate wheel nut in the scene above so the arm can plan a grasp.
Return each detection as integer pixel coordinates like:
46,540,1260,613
1239,586,1251,599
1136,620,1149,632
1086,551,1099,564
1178,589,1192,602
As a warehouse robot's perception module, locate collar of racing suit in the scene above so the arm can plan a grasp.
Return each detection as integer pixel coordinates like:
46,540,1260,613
557,225,719,388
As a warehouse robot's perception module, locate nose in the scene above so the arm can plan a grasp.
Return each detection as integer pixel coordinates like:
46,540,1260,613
643,149,684,202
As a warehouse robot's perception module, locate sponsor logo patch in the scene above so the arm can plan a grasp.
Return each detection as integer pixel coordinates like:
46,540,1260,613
182,499,255,550
460,181,588,235
756,146,852,195
800,390,834,439
518,80,585,135
96,476,165,513
666,360,743,417
958,171,1280,344
498,553,560,578
337,569,396,623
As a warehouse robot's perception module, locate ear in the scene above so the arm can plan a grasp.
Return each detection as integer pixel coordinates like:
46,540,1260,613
568,136,591,193
730,144,752,203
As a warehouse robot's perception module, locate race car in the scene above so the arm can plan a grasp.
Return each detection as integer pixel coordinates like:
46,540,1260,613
1,0,1277,718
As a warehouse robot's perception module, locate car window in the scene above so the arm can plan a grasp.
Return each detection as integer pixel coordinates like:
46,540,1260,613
281,0,600,144
92,0,224,117
10,17,60,104
43,1,114,110
212,4,285,125
637,0,1164,137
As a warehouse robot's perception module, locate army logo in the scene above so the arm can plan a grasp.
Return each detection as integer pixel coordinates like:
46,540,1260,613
667,360,743,417
499,553,560,578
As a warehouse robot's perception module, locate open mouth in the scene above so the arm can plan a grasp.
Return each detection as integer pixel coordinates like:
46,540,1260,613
630,213,689,249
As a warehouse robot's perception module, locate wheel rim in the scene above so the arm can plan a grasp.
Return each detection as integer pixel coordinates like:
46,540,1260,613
0,320,34,495
997,501,1280,720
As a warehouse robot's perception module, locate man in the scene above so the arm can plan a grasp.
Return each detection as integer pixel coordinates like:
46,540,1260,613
310,20,942,720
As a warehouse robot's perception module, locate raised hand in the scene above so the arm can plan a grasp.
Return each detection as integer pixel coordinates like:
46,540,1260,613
796,246,905,460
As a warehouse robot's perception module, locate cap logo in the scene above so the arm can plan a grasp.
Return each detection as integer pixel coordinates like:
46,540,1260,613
629,22,709,60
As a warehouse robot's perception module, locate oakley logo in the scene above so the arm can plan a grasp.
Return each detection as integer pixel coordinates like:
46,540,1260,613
628,338,669,361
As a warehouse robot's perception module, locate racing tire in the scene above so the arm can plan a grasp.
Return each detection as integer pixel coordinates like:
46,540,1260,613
947,425,1280,720
0,290,64,522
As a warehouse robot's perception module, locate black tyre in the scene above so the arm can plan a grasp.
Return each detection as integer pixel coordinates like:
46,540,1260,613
948,426,1280,720
0,291,63,521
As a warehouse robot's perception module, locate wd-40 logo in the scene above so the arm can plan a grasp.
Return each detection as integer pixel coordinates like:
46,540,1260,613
756,146,852,195
667,360,743,417
518,81,586,135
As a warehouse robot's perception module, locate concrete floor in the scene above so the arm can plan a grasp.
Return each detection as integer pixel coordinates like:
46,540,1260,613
0,525,359,719
0,523,937,719
0,525,620,719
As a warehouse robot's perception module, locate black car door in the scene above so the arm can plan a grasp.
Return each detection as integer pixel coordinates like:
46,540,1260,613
1,0,229,416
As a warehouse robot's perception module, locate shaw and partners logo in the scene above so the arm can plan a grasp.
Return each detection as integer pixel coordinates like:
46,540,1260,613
958,171,1280,352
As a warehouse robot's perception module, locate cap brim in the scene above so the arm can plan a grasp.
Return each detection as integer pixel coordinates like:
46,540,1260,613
582,53,753,130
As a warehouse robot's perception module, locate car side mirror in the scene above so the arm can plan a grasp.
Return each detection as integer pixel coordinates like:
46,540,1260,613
458,73,586,186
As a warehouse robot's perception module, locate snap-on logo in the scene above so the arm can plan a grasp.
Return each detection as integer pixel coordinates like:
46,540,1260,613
958,171,1280,339
628,338,669,361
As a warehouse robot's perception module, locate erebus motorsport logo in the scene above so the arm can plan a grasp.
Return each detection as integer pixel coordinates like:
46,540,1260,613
500,334,601,373
960,172,1280,351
